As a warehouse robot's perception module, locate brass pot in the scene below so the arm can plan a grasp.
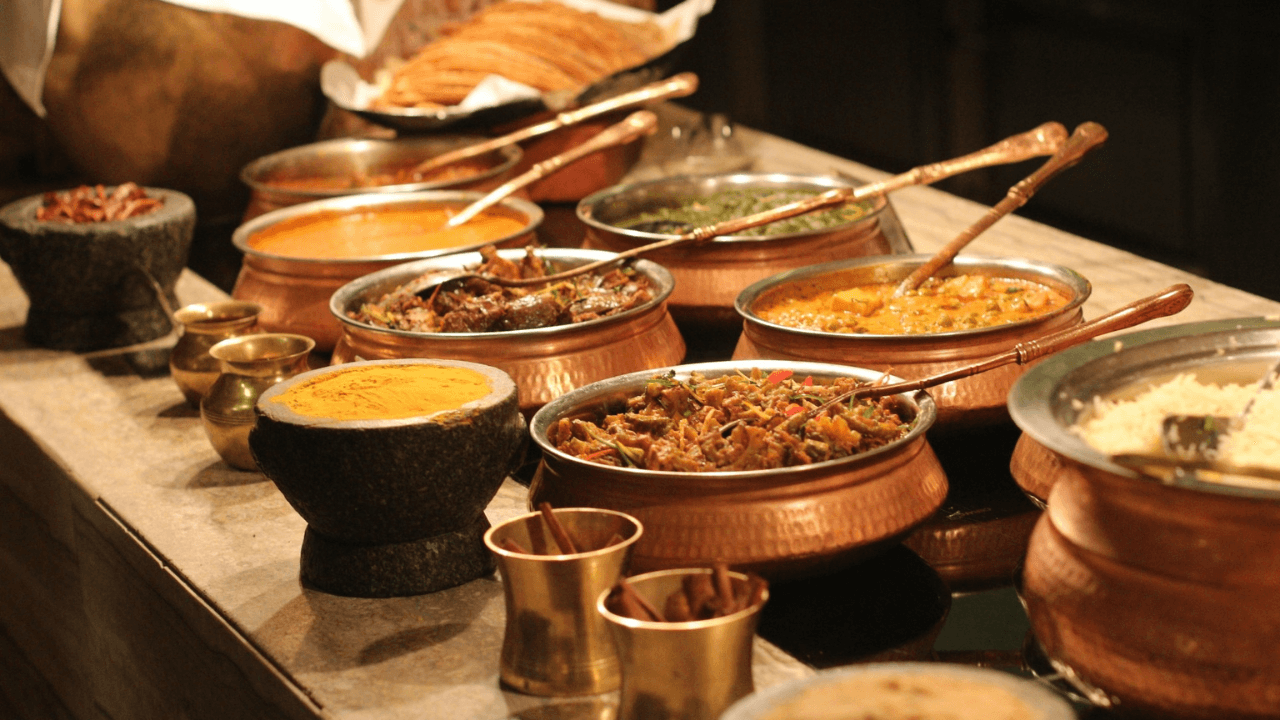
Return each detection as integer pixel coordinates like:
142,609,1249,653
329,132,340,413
577,173,902,331
169,300,262,406
329,247,686,417
733,255,1091,430
239,135,522,222
230,191,542,352
200,333,314,471
527,360,948,580
1008,317,1280,719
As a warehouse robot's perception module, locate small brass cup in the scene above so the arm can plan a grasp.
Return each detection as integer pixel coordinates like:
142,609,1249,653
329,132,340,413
597,568,769,720
485,507,642,696
169,300,262,406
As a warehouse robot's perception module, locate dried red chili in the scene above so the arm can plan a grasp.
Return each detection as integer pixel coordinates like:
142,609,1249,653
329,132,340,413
36,183,164,223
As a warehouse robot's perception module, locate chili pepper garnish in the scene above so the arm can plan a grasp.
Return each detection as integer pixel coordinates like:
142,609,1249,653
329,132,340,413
767,369,794,385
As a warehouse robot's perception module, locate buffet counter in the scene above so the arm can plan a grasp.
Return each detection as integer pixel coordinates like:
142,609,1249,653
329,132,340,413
2,109,1278,720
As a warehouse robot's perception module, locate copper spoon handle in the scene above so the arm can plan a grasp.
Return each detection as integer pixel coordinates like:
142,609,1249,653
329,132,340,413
445,110,658,228
893,122,1109,297
410,73,698,178
819,283,1194,406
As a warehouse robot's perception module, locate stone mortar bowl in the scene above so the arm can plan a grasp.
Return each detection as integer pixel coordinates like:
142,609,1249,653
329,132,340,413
0,187,195,351
250,358,527,596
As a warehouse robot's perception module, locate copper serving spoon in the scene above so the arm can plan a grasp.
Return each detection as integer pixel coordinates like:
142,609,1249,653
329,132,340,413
802,283,1194,417
891,121,1109,298
408,72,699,180
442,109,659,228
412,121,1073,295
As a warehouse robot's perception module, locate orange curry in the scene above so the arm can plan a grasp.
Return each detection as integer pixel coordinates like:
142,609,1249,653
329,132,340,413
752,273,1073,334
248,207,528,259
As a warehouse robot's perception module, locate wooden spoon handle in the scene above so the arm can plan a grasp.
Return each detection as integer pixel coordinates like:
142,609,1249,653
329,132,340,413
411,73,698,178
893,122,1109,296
445,110,658,228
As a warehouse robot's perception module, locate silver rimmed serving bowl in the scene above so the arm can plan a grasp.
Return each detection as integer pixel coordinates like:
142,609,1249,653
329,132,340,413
1008,317,1280,720
328,247,687,417
239,135,522,221
230,191,542,352
527,360,948,580
577,173,903,333
733,254,1091,431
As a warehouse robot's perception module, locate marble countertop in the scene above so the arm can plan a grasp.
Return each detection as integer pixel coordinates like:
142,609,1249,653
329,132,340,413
3,108,1279,720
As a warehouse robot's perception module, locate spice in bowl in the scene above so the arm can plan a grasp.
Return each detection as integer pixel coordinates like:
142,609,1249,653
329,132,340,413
37,182,165,223
605,563,768,622
265,362,494,421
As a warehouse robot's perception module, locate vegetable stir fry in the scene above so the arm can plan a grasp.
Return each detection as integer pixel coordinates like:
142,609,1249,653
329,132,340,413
548,369,913,472
349,245,654,333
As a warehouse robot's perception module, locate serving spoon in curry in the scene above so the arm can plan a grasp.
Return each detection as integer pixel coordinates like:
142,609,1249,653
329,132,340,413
410,120,1074,297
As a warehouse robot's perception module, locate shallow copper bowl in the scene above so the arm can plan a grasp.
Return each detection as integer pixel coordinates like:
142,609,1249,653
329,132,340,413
577,173,904,331
329,247,686,416
527,360,948,580
239,135,522,222
733,254,1091,430
1008,317,1280,719
230,191,542,352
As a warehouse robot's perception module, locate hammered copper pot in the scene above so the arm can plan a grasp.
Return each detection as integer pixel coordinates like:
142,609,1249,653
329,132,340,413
239,135,522,222
733,255,1090,431
230,191,542,352
329,248,686,416
577,173,904,331
1009,317,1280,719
527,360,948,580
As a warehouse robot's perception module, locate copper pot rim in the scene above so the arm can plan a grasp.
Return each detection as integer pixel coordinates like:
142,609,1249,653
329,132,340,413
239,135,522,200
575,172,889,245
230,190,544,265
329,247,677,341
529,359,938,483
734,254,1092,344
1008,316,1280,501
255,357,519,429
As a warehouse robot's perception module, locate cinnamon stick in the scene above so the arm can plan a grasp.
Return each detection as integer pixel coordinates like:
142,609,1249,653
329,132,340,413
538,502,579,554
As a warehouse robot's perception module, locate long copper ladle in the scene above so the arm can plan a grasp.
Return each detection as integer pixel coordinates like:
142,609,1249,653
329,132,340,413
805,283,1194,416
892,121,1109,297
408,72,699,180
411,121,1072,294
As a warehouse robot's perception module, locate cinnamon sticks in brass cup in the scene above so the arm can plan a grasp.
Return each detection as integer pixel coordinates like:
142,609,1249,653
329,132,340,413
484,505,642,696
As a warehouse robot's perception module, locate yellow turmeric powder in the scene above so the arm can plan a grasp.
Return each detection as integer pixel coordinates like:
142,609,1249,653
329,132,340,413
270,364,492,420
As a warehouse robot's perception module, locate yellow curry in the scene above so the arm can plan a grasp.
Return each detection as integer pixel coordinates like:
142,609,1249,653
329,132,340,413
248,207,527,259
752,273,1072,334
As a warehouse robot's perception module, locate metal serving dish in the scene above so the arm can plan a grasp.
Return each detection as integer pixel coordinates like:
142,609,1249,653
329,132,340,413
734,254,1091,430
527,360,948,580
230,191,541,352
239,135,522,222
329,247,687,416
577,173,903,331
1008,317,1280,720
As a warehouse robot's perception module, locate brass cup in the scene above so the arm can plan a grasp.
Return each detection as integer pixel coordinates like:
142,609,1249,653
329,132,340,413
485,508,642,697
597,568,769,720
169,300,263,406
200,333,314,470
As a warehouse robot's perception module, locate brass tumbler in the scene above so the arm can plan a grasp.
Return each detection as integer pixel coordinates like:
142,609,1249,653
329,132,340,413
169,300,262,406
485,507,642,697
597,568,768,720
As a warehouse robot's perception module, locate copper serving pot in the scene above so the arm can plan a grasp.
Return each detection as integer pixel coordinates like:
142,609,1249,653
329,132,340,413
577,173,904,331
329,248,686,416
230,191,541,352
239,135,522,222
1008,317,1280,720
733,254,1091,430
527,360,948,580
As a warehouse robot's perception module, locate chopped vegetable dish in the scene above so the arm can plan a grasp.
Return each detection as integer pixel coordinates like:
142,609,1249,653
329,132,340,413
548,368,912,472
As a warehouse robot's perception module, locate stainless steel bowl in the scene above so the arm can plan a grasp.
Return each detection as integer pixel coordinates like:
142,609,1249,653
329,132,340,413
734,254,1091,430
230,191,542,352
1007,317,1280,720
329,247,687,416
239,135,522,221
527,360,948,579
577,173,905,331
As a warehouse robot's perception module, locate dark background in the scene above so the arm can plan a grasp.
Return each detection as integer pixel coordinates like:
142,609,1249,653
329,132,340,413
657,0,1280,302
